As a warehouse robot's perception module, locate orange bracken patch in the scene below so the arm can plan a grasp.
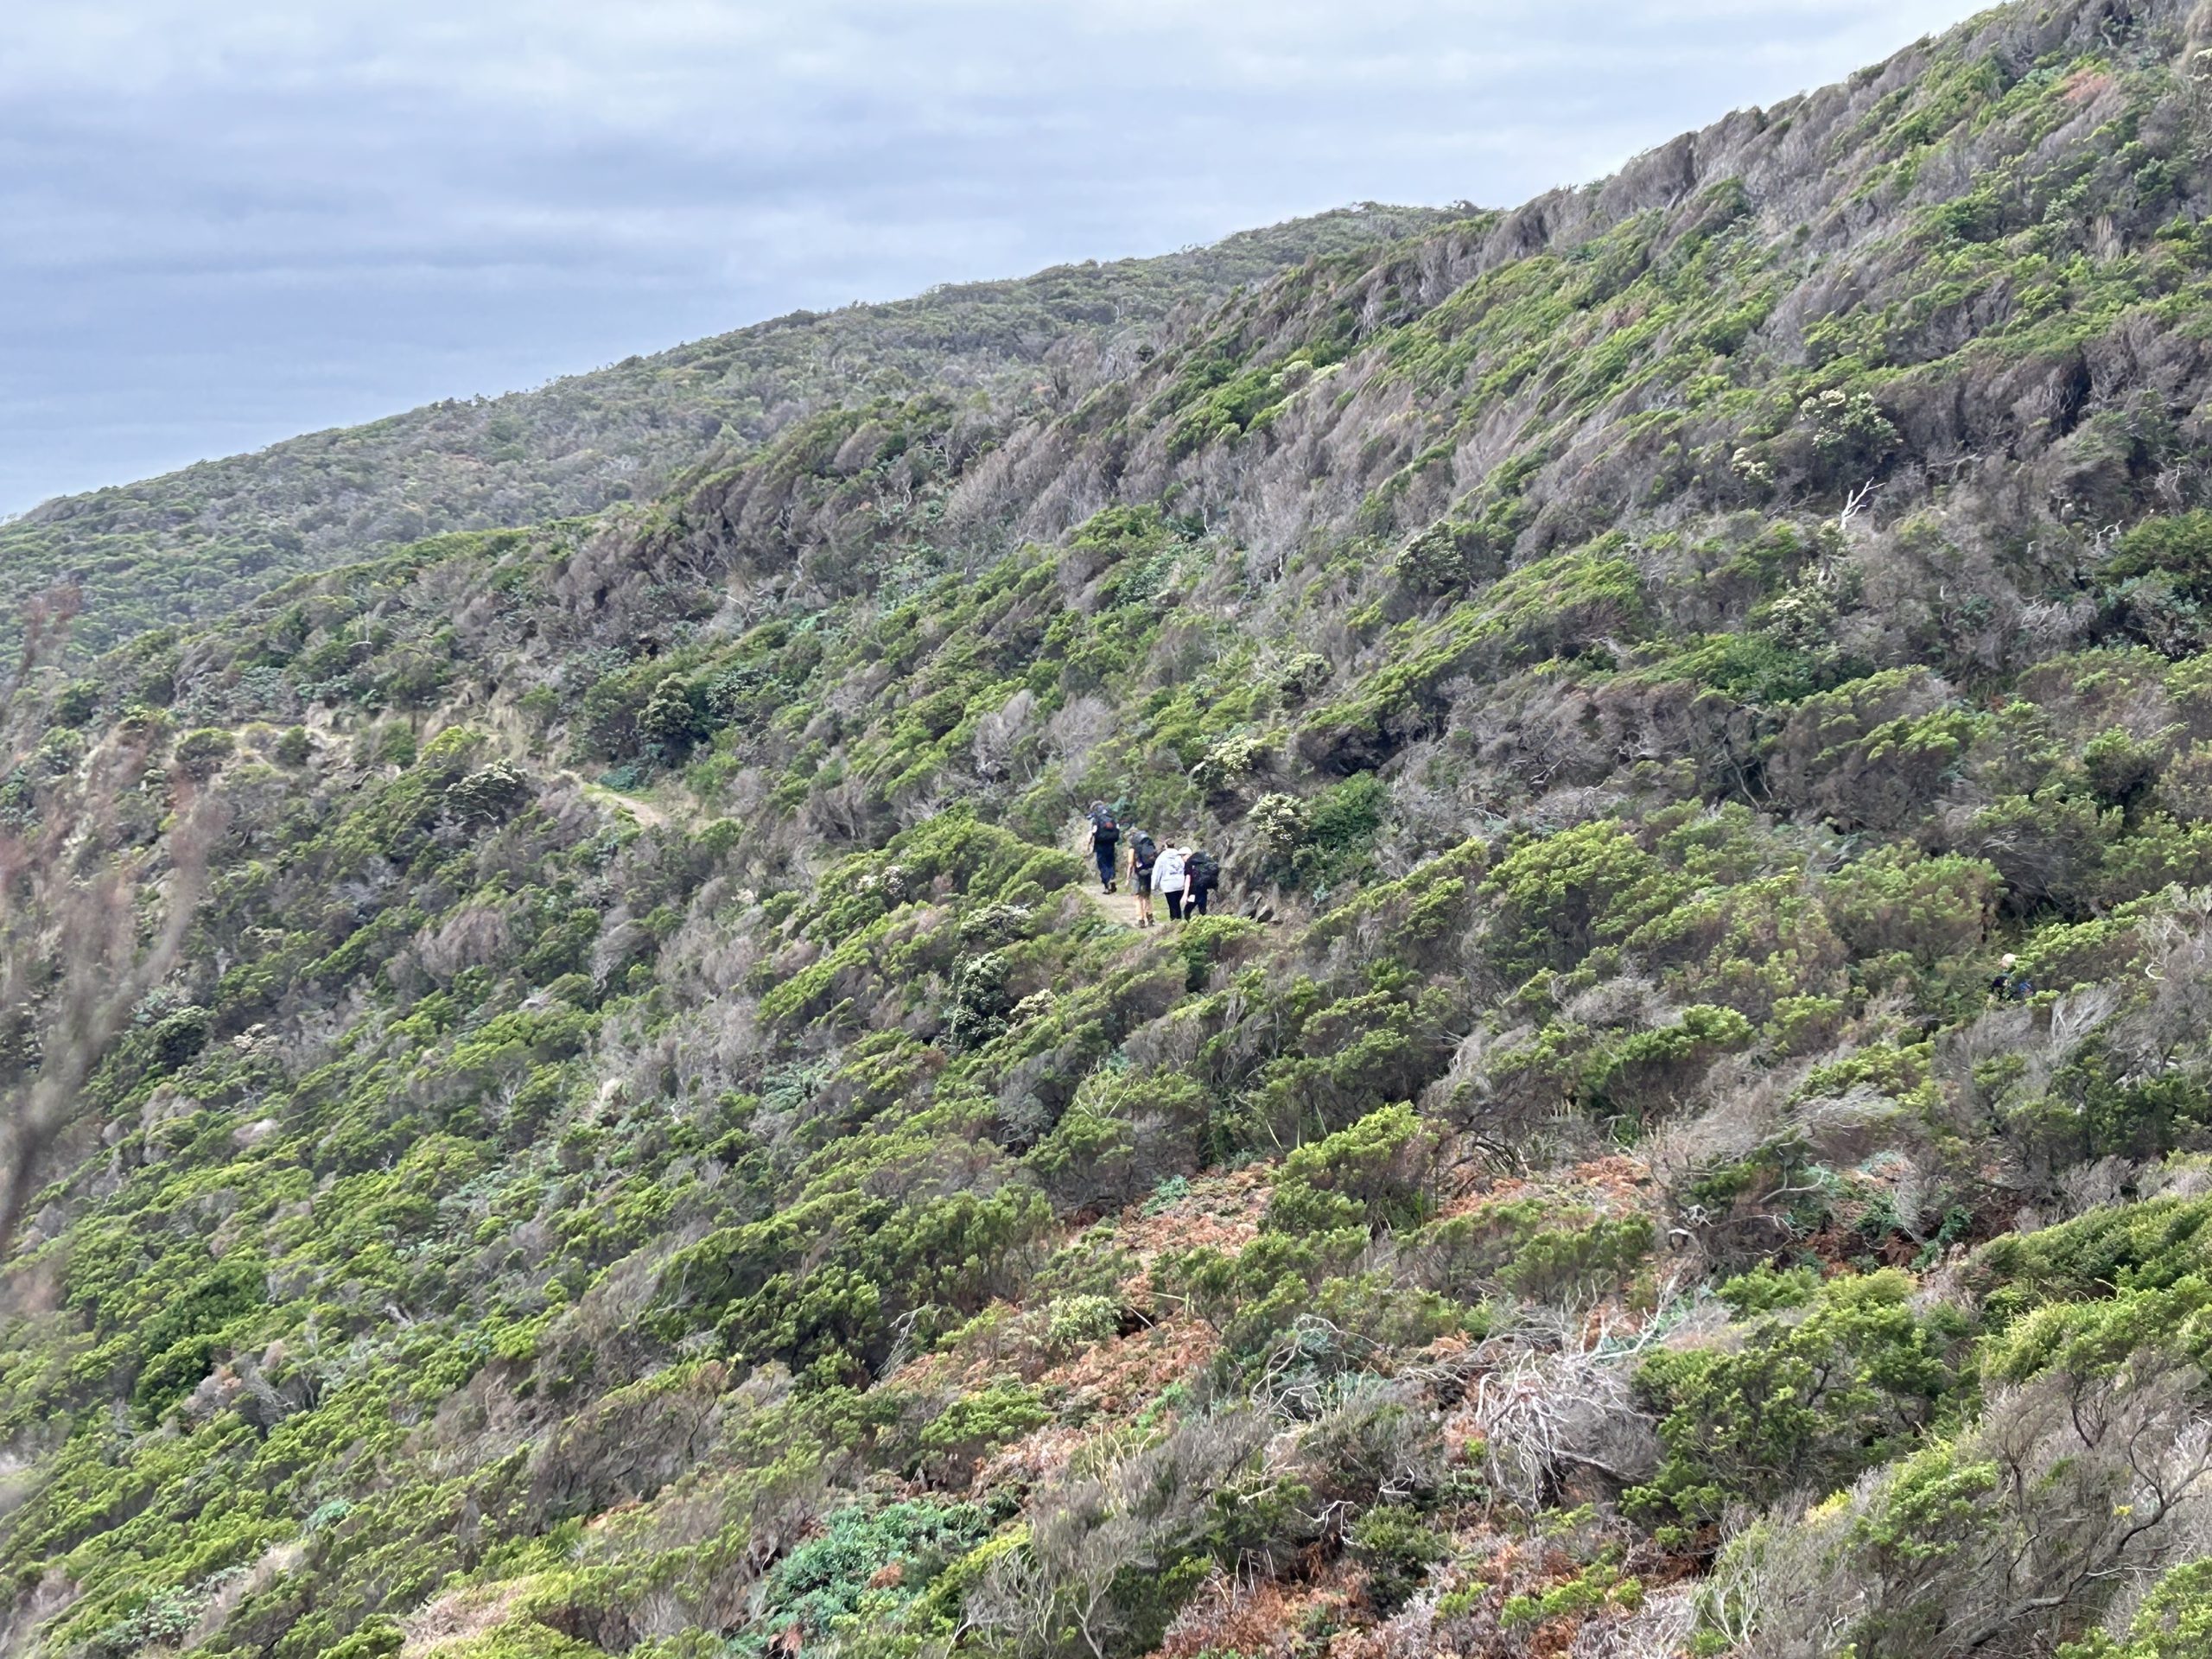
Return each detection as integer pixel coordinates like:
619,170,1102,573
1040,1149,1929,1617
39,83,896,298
2062,67,2115,105
1039,1315,1218,1417
1566,1153,1650,1204
1151,1560,1366,1659
969,1424,1085,1495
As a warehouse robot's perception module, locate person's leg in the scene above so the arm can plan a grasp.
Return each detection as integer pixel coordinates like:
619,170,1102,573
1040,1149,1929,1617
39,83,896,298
1166,889,1184,920
1095,844,1113,889
1189,886,1210,916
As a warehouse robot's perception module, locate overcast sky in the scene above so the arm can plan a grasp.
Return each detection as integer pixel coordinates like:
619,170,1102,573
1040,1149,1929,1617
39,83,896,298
2,0,1986,515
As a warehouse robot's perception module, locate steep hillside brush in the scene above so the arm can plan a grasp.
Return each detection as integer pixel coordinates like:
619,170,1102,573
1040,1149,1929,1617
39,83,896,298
20,2,2212,1656
0,207,1452,661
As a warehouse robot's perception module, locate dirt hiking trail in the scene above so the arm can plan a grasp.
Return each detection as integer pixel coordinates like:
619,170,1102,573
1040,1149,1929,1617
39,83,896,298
1069,817,1145,930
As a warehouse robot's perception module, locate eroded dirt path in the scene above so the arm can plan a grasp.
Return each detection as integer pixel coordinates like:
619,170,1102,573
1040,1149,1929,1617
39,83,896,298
1069,818,1144,929
558,768,674,830
478,695,691,832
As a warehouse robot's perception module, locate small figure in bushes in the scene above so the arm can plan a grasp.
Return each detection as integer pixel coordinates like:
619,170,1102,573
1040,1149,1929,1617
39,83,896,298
1130,830,1160,927
1990,952,2034,1002
1088,800,1121,893
1185,847,1220,916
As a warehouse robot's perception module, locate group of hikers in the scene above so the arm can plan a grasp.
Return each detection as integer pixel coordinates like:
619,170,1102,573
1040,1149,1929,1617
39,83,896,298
1088,802,1220,926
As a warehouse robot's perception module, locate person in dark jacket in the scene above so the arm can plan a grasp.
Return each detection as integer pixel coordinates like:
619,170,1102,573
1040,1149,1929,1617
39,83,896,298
1129,831,1160,928
1087,800,1121,893
1184,847,1220,916
1989,951,2034,1001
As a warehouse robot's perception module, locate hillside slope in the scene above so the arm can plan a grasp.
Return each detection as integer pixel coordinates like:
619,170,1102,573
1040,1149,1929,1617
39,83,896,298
16,3,2212,1658
0,205,1449,659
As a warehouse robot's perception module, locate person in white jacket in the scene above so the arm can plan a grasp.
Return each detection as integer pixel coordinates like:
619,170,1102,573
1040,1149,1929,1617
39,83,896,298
1152,843,1190,920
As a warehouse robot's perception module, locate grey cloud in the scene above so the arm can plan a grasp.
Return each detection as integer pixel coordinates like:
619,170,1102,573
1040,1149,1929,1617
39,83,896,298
2,0,1985,512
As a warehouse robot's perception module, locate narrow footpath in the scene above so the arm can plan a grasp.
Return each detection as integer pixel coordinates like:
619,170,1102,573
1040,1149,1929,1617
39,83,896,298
1069,818,1142,929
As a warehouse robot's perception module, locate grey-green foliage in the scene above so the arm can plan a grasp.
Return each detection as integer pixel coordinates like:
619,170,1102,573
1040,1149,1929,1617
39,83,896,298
2,205,1452,659
23,6,2212,1659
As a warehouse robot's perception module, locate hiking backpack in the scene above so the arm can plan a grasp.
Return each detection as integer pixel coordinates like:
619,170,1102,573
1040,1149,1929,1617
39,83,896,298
1188,851,1218,886
1094,809,1120,846
1134,833,1157,868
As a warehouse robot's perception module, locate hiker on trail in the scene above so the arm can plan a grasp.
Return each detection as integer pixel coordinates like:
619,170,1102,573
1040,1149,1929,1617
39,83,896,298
1185,846,1220,917
1153,842,1190,920
1088,800,1121,893
1130,830,1160,928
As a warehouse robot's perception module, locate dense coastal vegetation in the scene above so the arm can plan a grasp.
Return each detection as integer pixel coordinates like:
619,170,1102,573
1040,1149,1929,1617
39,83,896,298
13,2,2212,1655
0,207,1449,661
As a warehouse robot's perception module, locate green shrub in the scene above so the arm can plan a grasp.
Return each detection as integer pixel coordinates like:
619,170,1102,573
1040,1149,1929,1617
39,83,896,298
2063,1558,2212,1657
1046,1294,1122,1352
1824,846,1999,969
1171,914,1262,991
1583,1005,1753,1123
1266,1104,1436,1236
148,1005,213,1071
1395,519,1506,596
174,726,236,779
639,674,710,753
2105,512,2212,602
1629,1270,1969,1523
1801,386,1897,490
914,1382,1052,1484
447,760,533,824
1497,1212,1655,1303
1347,1503,1448,1612
1483,821,1682,977
1500,1562,1641,1632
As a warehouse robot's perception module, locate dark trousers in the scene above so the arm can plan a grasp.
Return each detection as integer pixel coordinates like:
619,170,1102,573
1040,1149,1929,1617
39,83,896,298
1095,845,1115,886
1186,884,1211,915
1165,888,1185,919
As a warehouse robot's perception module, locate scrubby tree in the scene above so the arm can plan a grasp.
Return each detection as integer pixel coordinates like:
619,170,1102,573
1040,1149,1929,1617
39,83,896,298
0,594,216,1257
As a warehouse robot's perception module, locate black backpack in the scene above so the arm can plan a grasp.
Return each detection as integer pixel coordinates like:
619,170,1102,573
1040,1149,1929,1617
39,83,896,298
1094,810,1120,846
1134,833,1157,868
1188,851,1218,887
